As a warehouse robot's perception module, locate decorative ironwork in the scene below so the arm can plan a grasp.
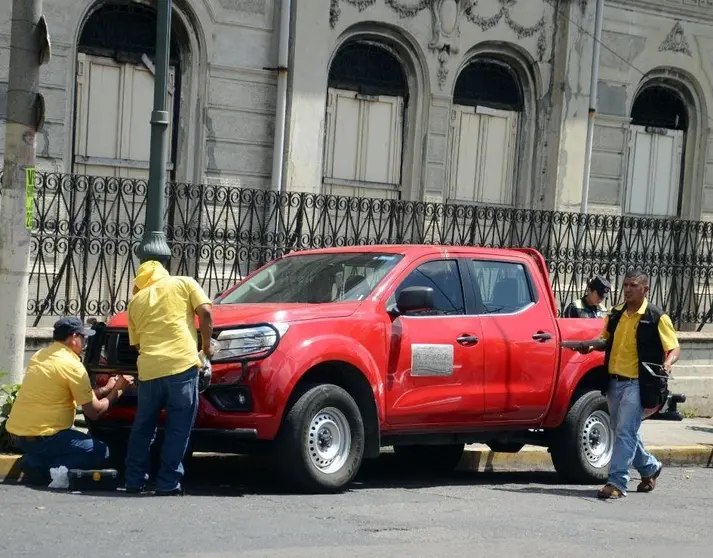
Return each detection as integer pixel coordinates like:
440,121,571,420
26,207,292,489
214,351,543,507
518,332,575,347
2,171,713,330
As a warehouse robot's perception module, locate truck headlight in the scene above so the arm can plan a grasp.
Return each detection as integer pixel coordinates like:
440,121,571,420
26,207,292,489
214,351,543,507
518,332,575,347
212,323,289,362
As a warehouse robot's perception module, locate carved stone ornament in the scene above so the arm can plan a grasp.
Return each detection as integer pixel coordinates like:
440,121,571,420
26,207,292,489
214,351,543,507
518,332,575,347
658,21,692,56
328,0,548,90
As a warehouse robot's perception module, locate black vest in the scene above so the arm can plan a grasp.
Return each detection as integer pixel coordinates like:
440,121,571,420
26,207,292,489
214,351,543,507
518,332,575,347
604,302,668,407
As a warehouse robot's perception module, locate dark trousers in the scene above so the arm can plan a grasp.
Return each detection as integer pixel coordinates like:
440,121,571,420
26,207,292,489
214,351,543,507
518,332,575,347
124,366,199,492
13,428,109,475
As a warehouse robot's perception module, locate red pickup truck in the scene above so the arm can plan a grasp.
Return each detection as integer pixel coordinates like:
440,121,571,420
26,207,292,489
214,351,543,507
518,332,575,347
84,245,611,493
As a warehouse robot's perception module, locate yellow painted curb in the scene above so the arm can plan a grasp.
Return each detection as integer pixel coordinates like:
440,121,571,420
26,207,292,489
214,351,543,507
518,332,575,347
0,454,22,480
458,445,713,473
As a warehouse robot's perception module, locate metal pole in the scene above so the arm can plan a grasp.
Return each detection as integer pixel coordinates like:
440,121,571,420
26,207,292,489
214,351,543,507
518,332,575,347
0,0,46,383
271,0,291,194
580,0,604,215
135,0,172,264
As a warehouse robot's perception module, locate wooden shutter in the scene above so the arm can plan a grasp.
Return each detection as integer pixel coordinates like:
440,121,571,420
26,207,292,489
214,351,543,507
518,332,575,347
449,104,518,205
74,53,175,178
625,125,683,216
324,87,404,188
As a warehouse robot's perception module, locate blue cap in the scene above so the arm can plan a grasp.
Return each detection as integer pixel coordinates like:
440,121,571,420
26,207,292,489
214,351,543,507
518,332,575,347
53,317,95,340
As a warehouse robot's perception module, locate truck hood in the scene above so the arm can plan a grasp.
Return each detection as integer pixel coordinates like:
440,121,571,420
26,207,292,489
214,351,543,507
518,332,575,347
107,301,362,329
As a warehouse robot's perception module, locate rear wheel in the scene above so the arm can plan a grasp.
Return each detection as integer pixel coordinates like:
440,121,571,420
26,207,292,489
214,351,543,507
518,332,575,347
275,384,365,493
392,443,465,474
550,390,612,484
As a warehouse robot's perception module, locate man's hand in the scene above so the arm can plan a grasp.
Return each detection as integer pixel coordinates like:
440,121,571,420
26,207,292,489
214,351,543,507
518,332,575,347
104,375,118,391
202,342,215,359
114,375,133,391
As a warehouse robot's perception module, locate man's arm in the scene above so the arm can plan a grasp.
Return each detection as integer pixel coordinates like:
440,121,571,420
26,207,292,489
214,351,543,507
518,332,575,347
188,279,214,356
82,376,131,421
196,303,214,356
572,316,609,354
658,314,681,373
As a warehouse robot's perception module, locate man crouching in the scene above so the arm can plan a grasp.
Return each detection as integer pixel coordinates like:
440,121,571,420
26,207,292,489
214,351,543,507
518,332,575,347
7,317,132,485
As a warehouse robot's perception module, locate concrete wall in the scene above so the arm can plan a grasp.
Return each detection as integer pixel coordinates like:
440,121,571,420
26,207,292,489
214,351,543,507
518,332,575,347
589,0,713,221
21,327,712,417
287,0,597,210
0,0,280,189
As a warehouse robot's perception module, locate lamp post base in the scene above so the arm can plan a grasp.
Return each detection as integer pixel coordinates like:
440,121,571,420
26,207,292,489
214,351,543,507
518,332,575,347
135,231,172,265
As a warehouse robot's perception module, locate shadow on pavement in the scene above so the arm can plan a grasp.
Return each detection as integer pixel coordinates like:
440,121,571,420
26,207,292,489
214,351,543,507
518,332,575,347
5,453,585,498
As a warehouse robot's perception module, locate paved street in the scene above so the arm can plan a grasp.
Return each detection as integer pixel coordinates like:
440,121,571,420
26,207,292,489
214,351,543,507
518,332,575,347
0,456,711,558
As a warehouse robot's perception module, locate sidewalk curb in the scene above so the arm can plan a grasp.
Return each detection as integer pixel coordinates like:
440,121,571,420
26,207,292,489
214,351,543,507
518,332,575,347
2,445,711,481
458,445,713,473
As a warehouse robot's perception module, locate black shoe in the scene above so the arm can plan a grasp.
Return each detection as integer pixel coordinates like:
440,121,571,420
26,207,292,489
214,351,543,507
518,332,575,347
155,486,184,496
124,485,149,495
20,462,51,487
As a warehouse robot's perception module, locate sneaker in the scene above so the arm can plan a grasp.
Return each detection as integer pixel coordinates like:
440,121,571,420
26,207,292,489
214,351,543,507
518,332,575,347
637,464,663,493
597,484,624,499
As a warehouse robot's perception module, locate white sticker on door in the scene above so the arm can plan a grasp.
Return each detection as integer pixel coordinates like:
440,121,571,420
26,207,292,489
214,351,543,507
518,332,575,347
411,344,454,377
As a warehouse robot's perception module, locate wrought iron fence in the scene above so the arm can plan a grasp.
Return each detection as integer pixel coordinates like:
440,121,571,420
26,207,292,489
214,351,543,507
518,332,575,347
2,171,713,329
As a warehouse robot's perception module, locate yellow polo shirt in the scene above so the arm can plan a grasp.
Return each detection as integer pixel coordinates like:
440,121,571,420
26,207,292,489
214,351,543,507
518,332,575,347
6,343,94,437
600,300,679,379
128,275,211,381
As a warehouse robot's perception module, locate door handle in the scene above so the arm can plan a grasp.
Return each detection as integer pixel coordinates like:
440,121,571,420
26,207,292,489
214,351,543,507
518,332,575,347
457,335,479,346
532,331,552,342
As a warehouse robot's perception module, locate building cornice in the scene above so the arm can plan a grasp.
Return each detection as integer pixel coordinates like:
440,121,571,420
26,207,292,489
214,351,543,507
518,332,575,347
609,0,713,23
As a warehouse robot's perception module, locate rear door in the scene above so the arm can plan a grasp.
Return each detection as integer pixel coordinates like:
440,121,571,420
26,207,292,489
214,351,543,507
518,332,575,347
384,256,485,427
464,255,559,423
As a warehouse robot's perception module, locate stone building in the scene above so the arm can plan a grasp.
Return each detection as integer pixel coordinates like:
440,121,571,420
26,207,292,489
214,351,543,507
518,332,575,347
0,0,712,221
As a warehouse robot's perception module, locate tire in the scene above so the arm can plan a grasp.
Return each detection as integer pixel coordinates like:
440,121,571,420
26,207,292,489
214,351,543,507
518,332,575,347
550,390,612,484
392,443,465,475
275,384,365,493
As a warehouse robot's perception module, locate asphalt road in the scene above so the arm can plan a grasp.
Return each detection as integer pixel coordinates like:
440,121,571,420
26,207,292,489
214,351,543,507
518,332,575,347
1,456,711,558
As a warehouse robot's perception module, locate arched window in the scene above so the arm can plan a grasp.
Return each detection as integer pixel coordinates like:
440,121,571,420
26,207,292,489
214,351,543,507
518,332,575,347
323,41,408,199
449,59,523,206
626,84,688,216
73,2,183,178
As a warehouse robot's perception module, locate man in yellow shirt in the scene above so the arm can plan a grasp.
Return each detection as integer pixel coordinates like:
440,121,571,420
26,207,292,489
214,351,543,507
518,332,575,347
7,317,132,485
577,270,680,500
124,261,213,496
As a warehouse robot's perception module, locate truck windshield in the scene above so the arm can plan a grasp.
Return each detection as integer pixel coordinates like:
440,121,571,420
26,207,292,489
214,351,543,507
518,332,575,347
217,252,403,304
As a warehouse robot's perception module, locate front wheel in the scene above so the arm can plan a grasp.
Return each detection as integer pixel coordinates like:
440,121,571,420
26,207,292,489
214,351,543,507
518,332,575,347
550,390,612,484
275,384,365,493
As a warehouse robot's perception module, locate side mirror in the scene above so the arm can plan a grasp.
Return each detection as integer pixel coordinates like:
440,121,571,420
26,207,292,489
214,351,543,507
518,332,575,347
393,286,434,315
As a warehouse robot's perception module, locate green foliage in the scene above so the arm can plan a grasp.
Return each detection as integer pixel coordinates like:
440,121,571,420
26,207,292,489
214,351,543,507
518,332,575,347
0,372,21,453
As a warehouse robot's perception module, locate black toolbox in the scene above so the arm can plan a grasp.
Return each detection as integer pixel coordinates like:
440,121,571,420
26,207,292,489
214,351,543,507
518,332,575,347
68,469,120,491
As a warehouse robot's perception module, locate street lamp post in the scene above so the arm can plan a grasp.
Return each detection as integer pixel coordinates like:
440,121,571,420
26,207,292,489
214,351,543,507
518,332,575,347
135,0,172,264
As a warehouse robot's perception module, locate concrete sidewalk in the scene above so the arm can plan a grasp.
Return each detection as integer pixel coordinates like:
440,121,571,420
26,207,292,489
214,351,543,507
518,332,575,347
1,418,711,481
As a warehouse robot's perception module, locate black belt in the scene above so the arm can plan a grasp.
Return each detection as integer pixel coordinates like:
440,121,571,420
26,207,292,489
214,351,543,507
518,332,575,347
610,374,636,382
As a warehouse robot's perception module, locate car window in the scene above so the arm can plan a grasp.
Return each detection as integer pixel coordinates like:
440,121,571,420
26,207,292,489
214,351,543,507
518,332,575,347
470,260,534,314
394,260,465,316
218,253,403,304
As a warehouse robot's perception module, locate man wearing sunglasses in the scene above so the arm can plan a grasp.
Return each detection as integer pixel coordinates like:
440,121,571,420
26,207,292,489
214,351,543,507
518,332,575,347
6,317,133,485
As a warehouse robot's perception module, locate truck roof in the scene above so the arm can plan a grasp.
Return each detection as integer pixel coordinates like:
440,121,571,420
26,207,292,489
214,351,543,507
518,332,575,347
284,244,535,258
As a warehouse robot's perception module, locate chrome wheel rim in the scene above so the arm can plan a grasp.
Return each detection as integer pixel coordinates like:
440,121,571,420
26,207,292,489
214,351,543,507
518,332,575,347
581,410,613,468
307,407,352,474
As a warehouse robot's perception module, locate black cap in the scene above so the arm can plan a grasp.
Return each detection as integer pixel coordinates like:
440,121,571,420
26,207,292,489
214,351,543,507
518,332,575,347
53,317,96,340
588,275,611,297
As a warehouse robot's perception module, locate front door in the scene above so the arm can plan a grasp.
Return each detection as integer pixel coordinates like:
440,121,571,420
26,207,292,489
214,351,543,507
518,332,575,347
385,257,485,427
464,255,559,423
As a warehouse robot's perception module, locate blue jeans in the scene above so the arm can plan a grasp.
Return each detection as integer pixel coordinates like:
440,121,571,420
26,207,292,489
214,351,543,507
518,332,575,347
607,378,661,494
13,428,109,471
124,367,199,492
